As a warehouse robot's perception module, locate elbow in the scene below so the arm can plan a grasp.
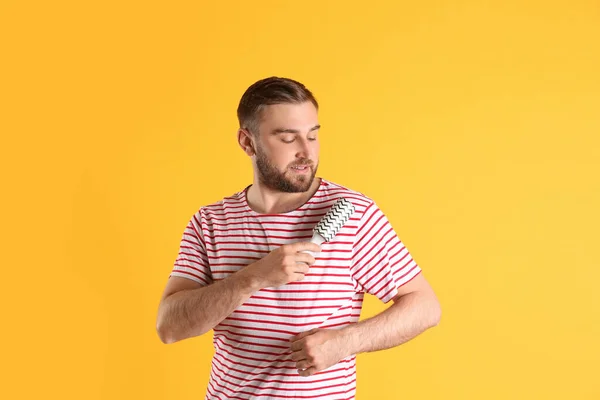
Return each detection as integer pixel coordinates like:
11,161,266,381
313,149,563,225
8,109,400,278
156,301,212,344
156,317,210,344
429,298,442,328
156,321,178,344
156,308,181,344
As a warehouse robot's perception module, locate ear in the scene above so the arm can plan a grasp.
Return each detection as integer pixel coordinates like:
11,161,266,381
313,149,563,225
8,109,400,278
237,128,255,156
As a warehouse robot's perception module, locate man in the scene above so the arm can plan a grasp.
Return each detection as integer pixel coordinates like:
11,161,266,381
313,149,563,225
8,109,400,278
156,76,441,399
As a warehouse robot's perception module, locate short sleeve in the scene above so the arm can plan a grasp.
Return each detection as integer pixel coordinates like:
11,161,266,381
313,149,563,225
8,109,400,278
350,201,421,303
169,210,213,286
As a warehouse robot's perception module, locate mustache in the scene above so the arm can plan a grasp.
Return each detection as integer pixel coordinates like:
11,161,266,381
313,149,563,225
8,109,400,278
289,161,314,168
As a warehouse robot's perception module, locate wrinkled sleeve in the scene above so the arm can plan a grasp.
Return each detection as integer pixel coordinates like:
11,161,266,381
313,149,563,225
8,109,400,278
169,210,212,286
350,202,421,303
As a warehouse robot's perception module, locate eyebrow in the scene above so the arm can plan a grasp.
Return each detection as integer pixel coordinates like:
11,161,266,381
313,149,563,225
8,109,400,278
271,124,321,135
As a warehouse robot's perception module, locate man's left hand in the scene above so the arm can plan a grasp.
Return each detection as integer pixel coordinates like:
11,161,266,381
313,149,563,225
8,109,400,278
289,328,349,377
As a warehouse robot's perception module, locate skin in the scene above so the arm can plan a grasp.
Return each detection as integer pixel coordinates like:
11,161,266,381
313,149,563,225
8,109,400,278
237,101,322,214
156,101,441,378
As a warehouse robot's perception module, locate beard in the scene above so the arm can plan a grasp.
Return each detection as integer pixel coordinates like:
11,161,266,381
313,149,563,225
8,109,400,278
254,143,318,193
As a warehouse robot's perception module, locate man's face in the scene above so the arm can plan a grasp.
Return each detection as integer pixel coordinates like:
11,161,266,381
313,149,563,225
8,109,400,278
252,102,320,193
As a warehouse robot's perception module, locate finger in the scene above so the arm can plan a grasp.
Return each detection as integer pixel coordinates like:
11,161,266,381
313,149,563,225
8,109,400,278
290,349,306,361
295,263,310,274
296,359,313,370
292,241,322,254
290,337,307,351
294,268,309,280
299,366,318,377
292,272,307,282
294,253,315,266
290,328,318,344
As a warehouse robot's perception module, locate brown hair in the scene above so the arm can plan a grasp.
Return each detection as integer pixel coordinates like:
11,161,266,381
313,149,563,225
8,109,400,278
237,76,318,134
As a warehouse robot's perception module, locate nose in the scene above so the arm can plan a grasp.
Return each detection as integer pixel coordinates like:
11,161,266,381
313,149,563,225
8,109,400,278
295,137,312,160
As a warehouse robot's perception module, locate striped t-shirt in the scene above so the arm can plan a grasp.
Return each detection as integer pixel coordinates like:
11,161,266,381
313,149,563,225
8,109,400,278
169,178,422,400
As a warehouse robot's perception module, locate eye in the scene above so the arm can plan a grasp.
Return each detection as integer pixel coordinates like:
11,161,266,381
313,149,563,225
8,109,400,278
281,138,295,144
307,136,317,141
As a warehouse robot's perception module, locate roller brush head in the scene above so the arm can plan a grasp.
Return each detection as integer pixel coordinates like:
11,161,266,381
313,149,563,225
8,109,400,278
312,198,356,243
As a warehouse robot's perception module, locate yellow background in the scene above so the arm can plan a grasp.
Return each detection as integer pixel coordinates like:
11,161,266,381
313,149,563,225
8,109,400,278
1,1,599,399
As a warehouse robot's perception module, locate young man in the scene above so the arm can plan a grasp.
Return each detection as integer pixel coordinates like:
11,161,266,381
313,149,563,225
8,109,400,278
156,77,441,399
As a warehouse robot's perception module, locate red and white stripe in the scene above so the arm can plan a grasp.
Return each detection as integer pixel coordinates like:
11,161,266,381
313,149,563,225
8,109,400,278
170,178,421,400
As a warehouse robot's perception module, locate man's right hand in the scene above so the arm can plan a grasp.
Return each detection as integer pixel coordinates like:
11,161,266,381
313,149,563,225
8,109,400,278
241,242,322,289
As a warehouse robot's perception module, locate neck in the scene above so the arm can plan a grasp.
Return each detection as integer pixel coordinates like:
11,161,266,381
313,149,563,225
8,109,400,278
246,177,322,214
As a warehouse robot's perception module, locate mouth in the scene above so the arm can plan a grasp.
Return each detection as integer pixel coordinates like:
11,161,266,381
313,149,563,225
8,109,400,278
290,165,311,174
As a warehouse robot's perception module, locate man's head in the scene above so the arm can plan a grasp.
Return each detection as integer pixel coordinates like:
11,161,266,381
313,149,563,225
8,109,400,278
237,77,320,193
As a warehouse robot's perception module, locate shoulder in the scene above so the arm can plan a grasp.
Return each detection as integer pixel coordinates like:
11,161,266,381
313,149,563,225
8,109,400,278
193,186,250,221
319,178,376,219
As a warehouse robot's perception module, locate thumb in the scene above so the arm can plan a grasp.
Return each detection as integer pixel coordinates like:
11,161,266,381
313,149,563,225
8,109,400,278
290,328,319,343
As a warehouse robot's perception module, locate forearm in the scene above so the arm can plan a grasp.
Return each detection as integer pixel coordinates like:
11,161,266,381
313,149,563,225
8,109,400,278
340,289,441,355
157,269,261,344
